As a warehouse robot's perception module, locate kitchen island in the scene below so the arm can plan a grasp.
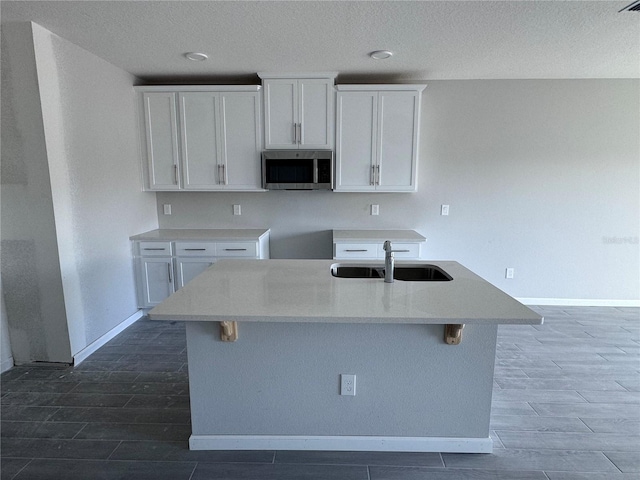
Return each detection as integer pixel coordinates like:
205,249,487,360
149,259,543,453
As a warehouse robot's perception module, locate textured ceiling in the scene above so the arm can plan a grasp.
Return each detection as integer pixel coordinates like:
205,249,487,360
2,1,639,82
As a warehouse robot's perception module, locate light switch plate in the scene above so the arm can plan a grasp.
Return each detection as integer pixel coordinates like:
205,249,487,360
371,204,379,216
441,204,449,216
163,204,172,215
233,205,241,216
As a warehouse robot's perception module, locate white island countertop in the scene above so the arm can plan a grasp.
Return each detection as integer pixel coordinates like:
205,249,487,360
149,259,542,325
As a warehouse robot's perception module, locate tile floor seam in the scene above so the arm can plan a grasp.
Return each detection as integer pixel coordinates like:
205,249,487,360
602,451,628,474
8,457,34,480
105,440,124,460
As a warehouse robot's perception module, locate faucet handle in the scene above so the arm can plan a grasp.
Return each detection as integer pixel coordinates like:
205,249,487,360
383,240,392,251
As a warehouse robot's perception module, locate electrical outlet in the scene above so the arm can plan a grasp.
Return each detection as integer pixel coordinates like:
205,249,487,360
371,204,379,216
441,204,449,216
505,268,515,279
340,374,356,396
233,204,241,216
163,204,172,215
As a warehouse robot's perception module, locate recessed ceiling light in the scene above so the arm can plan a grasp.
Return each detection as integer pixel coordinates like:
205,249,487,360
369,50,393,60
185,52,208,62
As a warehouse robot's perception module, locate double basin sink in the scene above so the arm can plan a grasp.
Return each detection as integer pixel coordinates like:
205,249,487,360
331,264,452,282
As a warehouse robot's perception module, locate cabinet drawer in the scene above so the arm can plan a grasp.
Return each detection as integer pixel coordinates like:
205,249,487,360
334,243,379,259
215,242,257,257
175,242,216,256
384,242,421,259
138,241,172,256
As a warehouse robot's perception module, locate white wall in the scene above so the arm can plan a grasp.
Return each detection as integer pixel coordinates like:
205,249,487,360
157,79,639,303
31,23,158,356
1,22,158,364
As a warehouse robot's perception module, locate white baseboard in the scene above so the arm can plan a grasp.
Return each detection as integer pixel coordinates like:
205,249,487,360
189,434,493,453
73,310,144,366
517,298,640,307
1,355,14,373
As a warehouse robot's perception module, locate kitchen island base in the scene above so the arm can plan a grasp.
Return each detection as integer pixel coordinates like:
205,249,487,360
185,321,498,453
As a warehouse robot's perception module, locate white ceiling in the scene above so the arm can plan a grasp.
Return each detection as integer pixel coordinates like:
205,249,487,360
2,1,639,82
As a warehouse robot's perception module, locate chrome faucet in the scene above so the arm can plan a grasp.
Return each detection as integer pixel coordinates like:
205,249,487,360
383,241,398,283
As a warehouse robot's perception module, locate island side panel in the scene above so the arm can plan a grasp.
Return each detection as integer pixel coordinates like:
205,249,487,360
185,321,497,449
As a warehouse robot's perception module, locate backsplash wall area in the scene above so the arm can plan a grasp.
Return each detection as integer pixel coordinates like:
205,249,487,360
157,79,639,304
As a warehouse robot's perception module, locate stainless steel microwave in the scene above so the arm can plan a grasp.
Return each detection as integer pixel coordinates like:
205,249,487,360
262,150,334,190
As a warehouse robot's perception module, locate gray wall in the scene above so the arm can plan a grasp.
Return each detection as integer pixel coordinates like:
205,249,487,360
157,79,639,303
1,22,158,363
187,321,498,438
1,22,73,363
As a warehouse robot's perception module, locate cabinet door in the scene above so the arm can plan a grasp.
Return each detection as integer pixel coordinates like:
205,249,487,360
376,91,419,192
299,79,334,149
175,257,216,289
180,93,223,190
137,257,174,307
142,92,180,190
219,92,262,190
335,91,377,191
263,79,298,149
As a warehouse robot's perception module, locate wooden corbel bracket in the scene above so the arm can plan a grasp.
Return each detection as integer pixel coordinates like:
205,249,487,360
220,321,238,342
444,324,464,345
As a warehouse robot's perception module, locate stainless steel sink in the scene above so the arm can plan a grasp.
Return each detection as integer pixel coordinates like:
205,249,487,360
330,264,452,281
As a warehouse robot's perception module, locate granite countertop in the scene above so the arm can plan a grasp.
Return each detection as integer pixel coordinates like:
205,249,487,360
149,259,543,326
130,228,270,242
333,229,426,242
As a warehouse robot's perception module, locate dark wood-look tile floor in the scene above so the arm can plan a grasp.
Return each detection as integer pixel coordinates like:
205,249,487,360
1,307,638,479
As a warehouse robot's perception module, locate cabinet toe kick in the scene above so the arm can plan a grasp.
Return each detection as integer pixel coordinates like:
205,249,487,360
220,321,238,342
444,324,464,345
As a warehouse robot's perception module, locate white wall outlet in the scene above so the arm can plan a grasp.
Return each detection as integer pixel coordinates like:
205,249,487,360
233,204,241,216
340,374,356,396
441,204,449,216
371,204,379,216
505,268,515,279
163,204,172,215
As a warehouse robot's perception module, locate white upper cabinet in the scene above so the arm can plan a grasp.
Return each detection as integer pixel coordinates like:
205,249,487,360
335,85,425,193
137,86,262,191
219,92,262,190
180,92,221,189
260,74,336,150
141,92,181,190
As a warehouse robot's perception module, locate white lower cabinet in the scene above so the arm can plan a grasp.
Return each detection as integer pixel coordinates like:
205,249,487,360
137,257,175,307
332,230,426,261
132,230,270,308
175,257,216,289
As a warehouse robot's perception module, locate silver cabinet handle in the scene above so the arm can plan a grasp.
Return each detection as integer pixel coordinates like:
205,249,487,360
293,123,297,144
297,123,302,144
221,164,226,185
345,249,368,252
371,165,376,185
184,248,207,251
173,164,179,184
224,248,247,251
375,165,380,185
143,248,166,251
167,262,173,283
